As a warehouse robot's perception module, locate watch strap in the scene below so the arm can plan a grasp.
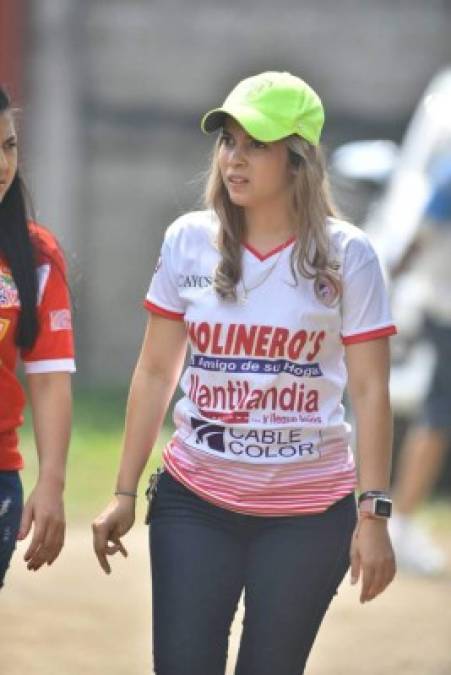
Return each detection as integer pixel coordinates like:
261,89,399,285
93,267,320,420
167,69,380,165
358,490,390,505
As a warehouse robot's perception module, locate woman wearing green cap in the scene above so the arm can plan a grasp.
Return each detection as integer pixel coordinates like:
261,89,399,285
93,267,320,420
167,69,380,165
93,71,396,674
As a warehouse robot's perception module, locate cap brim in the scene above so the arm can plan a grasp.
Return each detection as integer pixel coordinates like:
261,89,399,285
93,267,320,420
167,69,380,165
201,108,228,133
201,105,290,143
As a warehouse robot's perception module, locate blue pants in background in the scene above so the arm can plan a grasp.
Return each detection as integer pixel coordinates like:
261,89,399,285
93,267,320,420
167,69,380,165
0,471,23,589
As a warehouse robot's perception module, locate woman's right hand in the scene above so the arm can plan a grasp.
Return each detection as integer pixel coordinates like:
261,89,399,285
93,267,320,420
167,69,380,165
92,496,136,574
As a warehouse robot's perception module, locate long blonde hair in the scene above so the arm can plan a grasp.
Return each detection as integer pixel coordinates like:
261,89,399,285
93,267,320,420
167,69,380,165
205,134,341,304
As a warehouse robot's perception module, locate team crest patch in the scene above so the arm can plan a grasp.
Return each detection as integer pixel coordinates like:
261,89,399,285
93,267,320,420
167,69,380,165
315,276,338,307
0,269,20,308
50,309,72,332
0,264,52,308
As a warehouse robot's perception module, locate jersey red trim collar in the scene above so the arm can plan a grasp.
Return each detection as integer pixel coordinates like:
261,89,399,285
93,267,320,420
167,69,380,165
243,237,296,261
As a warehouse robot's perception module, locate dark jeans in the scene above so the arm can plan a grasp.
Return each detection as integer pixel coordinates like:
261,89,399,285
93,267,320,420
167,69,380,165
0,471,23,589
149,471,356,675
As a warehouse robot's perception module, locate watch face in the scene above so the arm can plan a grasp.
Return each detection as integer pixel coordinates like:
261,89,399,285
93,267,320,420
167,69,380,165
375,498,392,518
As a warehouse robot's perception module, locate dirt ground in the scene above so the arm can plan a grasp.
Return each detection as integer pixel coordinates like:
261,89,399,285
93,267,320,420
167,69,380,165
1,526,450,675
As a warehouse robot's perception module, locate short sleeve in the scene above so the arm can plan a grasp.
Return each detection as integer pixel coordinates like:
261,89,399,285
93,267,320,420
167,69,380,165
21,245,75,373
341,239,397,345
144,230,185,321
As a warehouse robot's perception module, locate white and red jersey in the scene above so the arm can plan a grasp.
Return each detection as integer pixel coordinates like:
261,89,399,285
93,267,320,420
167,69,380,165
0,223,75,471
145,211,396,515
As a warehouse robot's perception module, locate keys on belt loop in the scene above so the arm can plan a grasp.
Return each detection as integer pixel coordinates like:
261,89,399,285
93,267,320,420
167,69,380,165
145,467,163,525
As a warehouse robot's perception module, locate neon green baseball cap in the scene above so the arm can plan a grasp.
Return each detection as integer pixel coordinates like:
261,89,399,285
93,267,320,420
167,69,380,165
201,71,325,146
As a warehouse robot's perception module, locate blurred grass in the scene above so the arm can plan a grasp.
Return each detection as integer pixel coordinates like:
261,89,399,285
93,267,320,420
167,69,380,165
18,388,451,529
20,387,172,523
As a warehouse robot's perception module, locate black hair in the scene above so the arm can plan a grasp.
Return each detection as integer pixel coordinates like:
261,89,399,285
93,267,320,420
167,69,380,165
0,86,39,349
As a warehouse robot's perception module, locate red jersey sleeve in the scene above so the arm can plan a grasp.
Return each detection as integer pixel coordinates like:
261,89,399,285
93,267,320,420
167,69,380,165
21,227,75,373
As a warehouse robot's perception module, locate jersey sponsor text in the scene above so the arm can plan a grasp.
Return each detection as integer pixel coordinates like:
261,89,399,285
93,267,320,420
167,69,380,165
187,321,326,360
188,373,319,413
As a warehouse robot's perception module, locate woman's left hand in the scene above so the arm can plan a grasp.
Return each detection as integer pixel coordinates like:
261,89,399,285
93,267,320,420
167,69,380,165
17,478,66,571
350,517,396,603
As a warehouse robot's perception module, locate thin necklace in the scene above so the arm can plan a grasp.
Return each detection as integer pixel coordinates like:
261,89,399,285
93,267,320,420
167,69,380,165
240,247,285,302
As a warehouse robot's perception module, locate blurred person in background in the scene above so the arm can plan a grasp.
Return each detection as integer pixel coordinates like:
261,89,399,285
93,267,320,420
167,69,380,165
93,72,396,675
0,86,74,589
389,155,451,576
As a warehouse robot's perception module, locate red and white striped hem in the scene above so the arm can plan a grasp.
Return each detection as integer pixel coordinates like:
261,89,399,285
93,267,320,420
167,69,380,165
163,445,357,517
